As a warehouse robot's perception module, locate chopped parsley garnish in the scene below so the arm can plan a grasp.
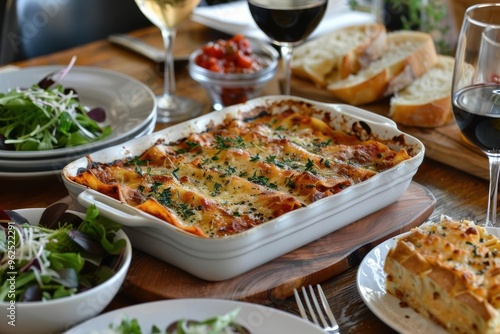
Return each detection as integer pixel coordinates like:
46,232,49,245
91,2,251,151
175,141,201,154
250,153,260,162
211,182,222,196
155,187,196,220
248,171,278,189
214,135,246,150
172,167,180,180
304,158,315,173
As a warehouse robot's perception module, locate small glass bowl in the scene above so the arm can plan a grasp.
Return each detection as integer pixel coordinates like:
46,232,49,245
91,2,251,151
189,38,278,111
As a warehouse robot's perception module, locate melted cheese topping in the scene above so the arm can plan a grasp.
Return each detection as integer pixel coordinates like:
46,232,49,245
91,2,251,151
384,217,500,334
70,109,411,238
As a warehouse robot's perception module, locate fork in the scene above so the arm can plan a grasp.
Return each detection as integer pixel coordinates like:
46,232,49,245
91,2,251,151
294,284,340,334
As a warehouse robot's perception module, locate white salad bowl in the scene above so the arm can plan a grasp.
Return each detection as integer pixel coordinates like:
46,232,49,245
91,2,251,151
0,208,132,334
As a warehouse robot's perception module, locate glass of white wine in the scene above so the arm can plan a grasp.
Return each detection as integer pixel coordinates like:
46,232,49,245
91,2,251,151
135,0,202,123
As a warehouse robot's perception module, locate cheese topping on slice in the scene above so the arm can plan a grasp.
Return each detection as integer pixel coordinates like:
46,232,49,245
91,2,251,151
384,216,500,334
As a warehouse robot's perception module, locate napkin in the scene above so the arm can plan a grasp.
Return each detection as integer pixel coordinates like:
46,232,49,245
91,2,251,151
191,0,377,42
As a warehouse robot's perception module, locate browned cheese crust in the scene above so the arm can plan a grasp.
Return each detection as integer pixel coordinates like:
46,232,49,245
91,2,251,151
69,109,411,238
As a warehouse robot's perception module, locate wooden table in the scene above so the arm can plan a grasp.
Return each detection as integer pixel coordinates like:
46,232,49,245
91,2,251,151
0,21,493,333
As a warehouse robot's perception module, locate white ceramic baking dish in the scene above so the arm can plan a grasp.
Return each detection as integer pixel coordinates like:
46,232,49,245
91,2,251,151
62,96,425,281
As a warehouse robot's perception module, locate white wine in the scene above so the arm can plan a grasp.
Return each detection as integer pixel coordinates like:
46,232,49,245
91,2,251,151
135,0,201,29
134,0,204,123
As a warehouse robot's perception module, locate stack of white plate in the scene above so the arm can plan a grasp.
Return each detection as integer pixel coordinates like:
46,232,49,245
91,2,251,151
0,66,157,178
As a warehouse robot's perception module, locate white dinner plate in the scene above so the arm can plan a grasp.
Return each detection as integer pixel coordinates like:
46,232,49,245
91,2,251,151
0,66,156,159
192,0,376,43
64,298,325,334
0,169,61,178
356,233,448,334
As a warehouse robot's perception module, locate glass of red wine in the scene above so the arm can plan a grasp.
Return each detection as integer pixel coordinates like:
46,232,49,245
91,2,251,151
452,3,500,226
247,0,327,95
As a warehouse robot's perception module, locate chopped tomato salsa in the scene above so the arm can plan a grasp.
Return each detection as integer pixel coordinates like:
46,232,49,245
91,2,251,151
195,34,266,74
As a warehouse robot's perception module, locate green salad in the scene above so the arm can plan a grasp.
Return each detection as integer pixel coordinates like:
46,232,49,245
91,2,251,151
0,204,126,302
100,308,250,334
0,58,111,151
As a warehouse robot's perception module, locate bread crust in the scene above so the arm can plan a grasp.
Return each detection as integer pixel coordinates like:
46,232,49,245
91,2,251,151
389,96,453,127
358,29,388,68
340,26,388,79
327,69,390,105
389,55,455,127
291,23,387,87
327,31,438,106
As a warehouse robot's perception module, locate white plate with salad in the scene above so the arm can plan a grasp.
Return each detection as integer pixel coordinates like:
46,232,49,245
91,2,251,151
0,64,156,159
0,112,156,174
64,298,325,334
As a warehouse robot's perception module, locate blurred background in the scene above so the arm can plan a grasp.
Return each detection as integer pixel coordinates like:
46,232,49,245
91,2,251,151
0,0,239,65
0,0,153,64
0,0,493,65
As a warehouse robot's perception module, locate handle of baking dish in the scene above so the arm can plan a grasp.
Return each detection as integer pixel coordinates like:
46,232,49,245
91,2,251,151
77,189,164,229
333,103,398,128
486,227,500,238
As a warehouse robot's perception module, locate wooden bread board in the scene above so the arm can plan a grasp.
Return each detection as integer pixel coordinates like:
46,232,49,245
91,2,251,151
291,77,489,180
119,182,435,304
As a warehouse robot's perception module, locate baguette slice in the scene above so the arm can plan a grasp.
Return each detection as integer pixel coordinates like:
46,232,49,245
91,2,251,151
291,23,387,87
389,55,455,128
327,31,438,105
384,216,500,334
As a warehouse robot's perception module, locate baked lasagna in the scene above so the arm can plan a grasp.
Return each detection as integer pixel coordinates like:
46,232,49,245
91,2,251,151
69,108,411,238
384,216,500,334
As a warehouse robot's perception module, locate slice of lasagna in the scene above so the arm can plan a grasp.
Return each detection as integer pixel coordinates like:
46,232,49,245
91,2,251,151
69,109,411,238
384,216,500,334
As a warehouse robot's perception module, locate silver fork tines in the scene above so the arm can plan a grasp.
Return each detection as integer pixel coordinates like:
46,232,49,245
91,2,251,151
294,284,340,334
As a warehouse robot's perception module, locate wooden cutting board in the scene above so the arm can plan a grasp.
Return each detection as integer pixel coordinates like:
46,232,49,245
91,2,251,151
121,182,435,304
291,78,489,180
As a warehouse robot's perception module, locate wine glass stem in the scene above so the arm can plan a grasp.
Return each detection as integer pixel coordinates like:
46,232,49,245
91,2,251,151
280,44,293,95
486,155,500,226
160,27,177,98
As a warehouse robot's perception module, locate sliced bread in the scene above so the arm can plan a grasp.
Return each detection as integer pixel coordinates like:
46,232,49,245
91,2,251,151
291,23,387,87
326,31,438,105
389,55,455,128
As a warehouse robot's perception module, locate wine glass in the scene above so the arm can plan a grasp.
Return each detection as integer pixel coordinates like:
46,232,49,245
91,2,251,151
452,3,500,226
247,0,327,95
135,0,203,123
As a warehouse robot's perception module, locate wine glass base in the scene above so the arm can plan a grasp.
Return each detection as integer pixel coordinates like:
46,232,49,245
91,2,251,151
155,94,203,124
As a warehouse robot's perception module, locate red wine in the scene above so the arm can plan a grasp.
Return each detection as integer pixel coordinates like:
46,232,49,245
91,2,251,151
453,84,500,152
248,0,327,44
